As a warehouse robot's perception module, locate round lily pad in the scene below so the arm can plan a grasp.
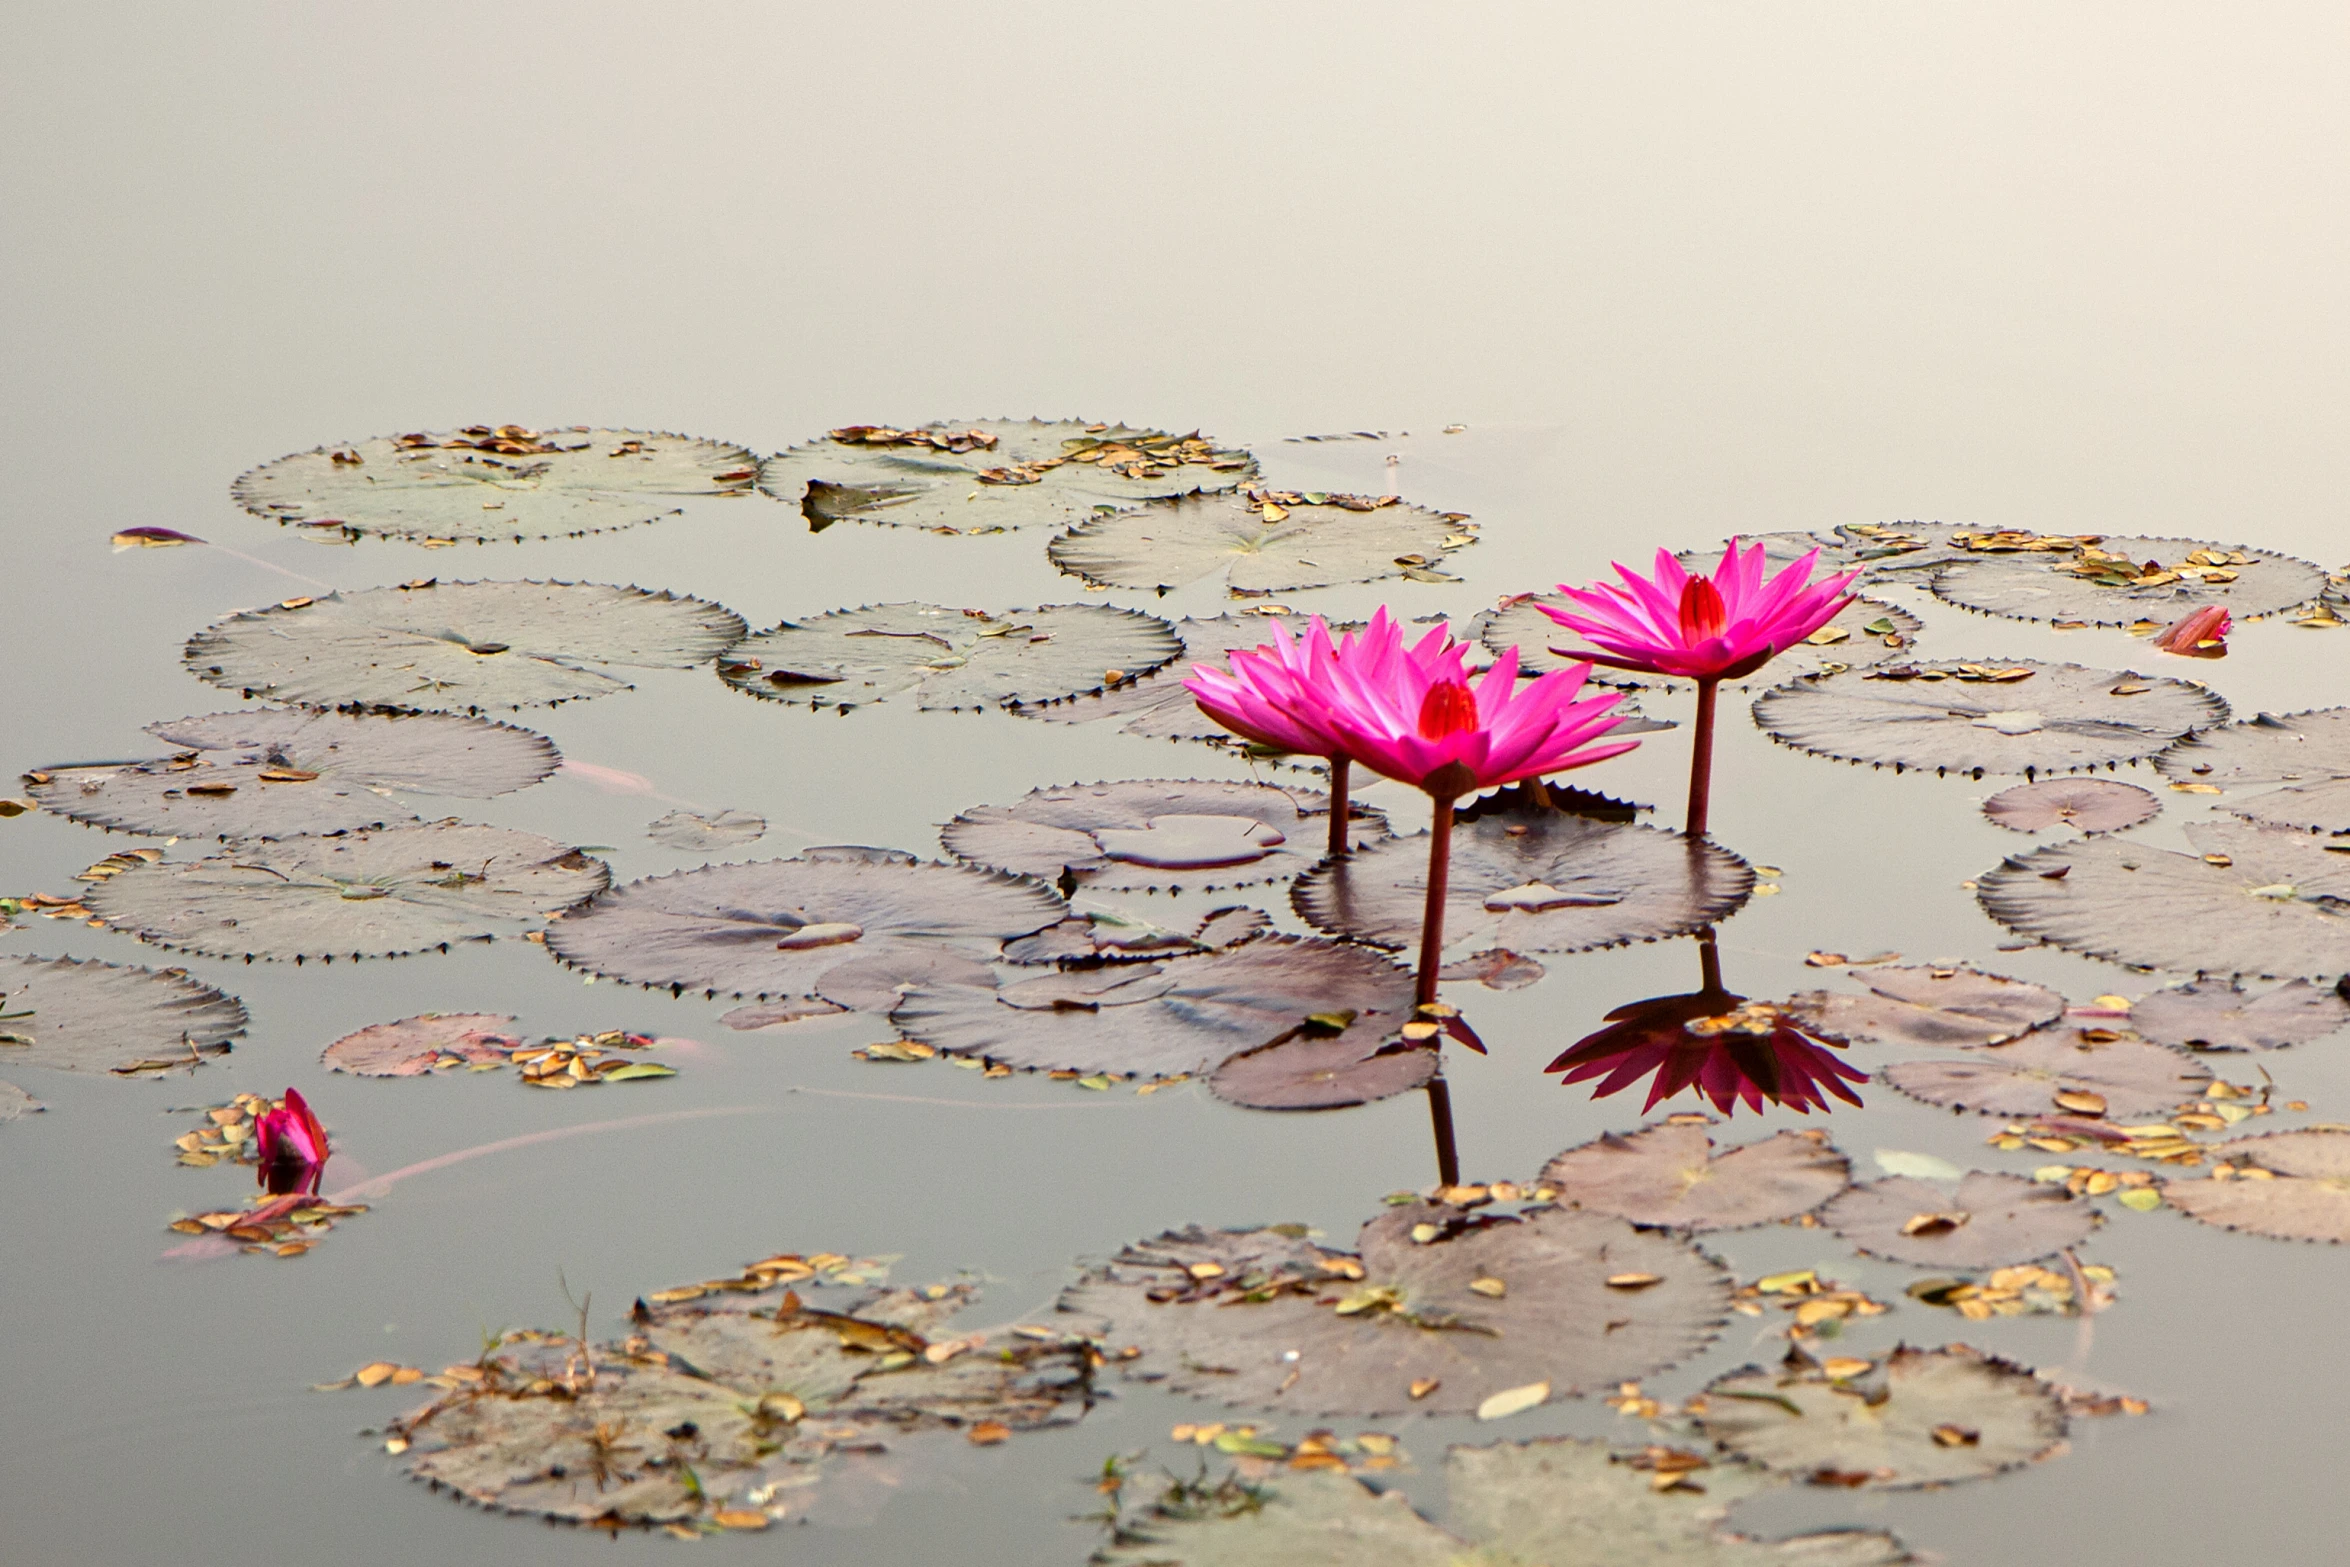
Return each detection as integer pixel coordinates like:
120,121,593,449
646,809,767,851
1013,613,1351,744
1754,660,2227,778
2162,1129,2350,1243
1929,536,2325,625
1783,967,2066,1050
1820,1172,2098,1268
718,601,1179,713
185,580,746,713
1536,1125,1851,1232
1208,1035,1438,1111
1061,1203,1732,1418
892,935,1413,1079
758,419,1255,533
1976,821,2350,980
2155,707,2350,786
233,427,759,543
2129,979,2350,1051
943,779,1379,893
322,1013,522,1075
1881,1032,2210,1120
1683,524,1988,586
542,854,1063,1001
25,709,558,840
1047,491,1465,596
1485,595,1919,687
1981,778,2159,835
0,954,246,1074
83,823,608,961
1696,1346,2067,1489
1292,799,1749,956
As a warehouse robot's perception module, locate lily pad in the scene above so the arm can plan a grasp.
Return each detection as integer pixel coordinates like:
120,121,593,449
542,855,1063,1001
645,809,767,851
1292,797,1749,956
185,580,746,713
1928,536,2325,625
892,935,1413,1079
1981,778,2159,835
232,427,759,543
0,954,246,1074
2162,1129,2350,1243
1060,1203,1731,1418
1976,820,2350,979
1013,613,1349,743
2154,710,2350,834
1881,1032,2211,1120
758,419,1255,533
0,1081,40,1121
83,823,608,961
1753,661,2227,778
1784,967,2064,1050
1098,1438,1914,1567
1047,491,1465,596
717,602,1180,712
1208,1035,1437,1111
2128,979,2350,1052
1485,595,1920,687
1819,1172,2098,1268
1440,948,1548,990
1696,1345,2067,1488
1535,1125,1851,1232
24,709,558,840
943,780,1378,893
323,1013,522,1076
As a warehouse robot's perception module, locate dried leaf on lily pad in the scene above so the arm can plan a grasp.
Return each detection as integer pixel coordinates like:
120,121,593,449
0,1081,41,1121
1928,536,2324,626
2129,979,2350,1052
235,427,757,543
1976,820,2350,980
1821,1173,2098,1268
185,580,746,713
543,855,1062,1001
1536,1124,1851,1233
1098,1437,1916,1567
0,955,246,1074
944,779,1380,893
1208,1036,1437,1111
1483,594,1920,687
645,809,766,851
1696,1345,2067,1489
1048,491,1465,596
1784,967,2063,1050
718,601,1179,712
1981,778,2159,835
25,709,559,841
892,936,1412,1079
1060,1204,1731,1418
2162,1129,2350,1243
83,823,608,961
1014,613,1356,743
1754,660,2226,778
1882,1032,2210,1120
385,1269,1092,1531
323,1013,523,1076
758,418,1255,534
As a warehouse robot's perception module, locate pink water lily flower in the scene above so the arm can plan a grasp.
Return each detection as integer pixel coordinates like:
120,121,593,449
2150,604,2229,656
255,1087,329,1193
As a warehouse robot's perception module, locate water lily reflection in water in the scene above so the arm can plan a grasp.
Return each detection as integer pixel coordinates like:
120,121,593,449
1547,930,1866,1115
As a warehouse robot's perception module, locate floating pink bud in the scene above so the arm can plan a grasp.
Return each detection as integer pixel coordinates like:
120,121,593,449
254,1087,329,1193
2150,604,2230,656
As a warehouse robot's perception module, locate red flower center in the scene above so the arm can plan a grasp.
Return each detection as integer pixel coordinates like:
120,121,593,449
1678,576,1728,642
1416,680,1480,739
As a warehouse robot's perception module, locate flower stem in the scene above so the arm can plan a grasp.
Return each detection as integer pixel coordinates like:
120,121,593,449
1695,924,1722,992
1415,795,1456,1006
1326,755,1352,858
1685,676,1720,839
1425,1075,1460,1188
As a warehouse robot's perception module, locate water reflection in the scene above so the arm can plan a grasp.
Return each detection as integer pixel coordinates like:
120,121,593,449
1546,928,1866,1115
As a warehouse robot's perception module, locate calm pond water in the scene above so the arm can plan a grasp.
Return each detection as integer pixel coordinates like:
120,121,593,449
6,6,2350,1564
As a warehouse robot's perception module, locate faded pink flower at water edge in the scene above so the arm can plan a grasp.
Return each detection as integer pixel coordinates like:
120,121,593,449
1539,539,1860,680
254,1087,329,1174
2150,604,2229,656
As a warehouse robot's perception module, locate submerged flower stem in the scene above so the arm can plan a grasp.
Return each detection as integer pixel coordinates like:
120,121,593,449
1425,1075,1461,1189
1686,676,1719,839
1326,756,1352,859
1415,796,1457,1006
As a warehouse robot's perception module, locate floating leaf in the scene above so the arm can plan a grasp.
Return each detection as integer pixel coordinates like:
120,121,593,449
1061,1204,1731,1418
322,1013,522,1076
1754,661,2226,777
2162,1129,2350,1243
1208,1035,1436,1111
1980,778,2159,835
1048,491,1465,595
1012,613,1355,744
1928,535,2324,625
893,936,1412,1079
645,809,767,851
1821,1173,2098,1267
2154,709,2350,833
233,427,758,543
1976,820,2350,979
83,823,607,961
1785,967,2064,1050
944,779,1378,893
25,709,558,840
1440,948,1548,990
1882,1032,2210,1120
1484,594,1921,687
0,1080,44,1120
2129,978,2350,1051
0,955,245,1075
543,854,1061,1001
185,580,745,713
717,601,1179,712
1536,1124,1851,1232
1696,1346,2067,1489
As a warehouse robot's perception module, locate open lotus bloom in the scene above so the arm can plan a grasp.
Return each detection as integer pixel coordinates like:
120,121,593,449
1546,990,1866,1116
1539,540,1859,681
2150,604,2230,656
254,1087,330,1193
1185,608,1456,759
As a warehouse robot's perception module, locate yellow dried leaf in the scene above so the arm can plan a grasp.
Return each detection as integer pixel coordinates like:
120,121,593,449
1475,1381,1550,1421
1467,1277,1507,1298
1409,1378,1439,1400
1605,1273,1663,1290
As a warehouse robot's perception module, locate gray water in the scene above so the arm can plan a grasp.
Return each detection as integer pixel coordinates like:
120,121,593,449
5,5,2350,1564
